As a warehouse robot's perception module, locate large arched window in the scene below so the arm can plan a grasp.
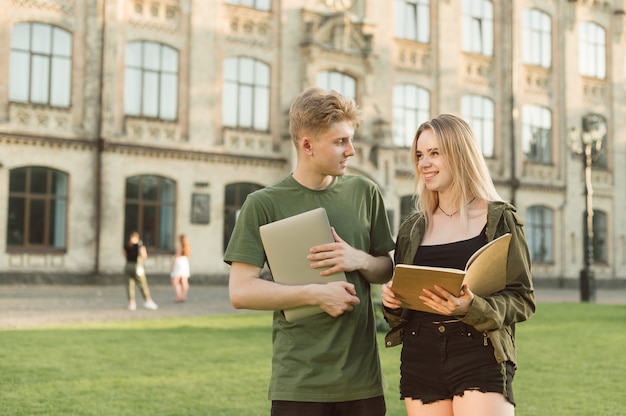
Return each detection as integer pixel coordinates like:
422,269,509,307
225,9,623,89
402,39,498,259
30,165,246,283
124,41,179,120
522,105,552,164
226,0,270,11
461,94,494,157
124,175,176,251
223,182,263,253
522,9,551,68
7,167,68,250
9,22,72,107
526,205,553,263
392,84,430,147
462,0,493,56
316,71,356,101
395,0,430,43
223,57,270,131
579,22,606,79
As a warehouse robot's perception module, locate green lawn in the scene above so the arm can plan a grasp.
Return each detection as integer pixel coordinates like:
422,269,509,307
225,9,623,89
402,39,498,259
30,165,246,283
1,303,625,415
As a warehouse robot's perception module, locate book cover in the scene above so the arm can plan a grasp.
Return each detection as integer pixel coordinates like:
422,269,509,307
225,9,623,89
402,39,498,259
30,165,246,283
391,233,512,313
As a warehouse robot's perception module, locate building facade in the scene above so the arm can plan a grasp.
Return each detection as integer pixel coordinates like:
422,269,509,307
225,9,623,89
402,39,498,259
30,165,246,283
1,0,625,285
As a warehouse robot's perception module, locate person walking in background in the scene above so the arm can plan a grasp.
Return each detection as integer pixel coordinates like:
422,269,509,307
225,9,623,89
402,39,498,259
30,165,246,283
381,114,535,415
170,234,191,302
224,87,395,416
123,231,158,311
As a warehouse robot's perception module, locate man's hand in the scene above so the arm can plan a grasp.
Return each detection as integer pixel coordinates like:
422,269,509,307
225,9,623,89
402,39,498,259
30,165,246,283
312,280,361,317
307,227,367,276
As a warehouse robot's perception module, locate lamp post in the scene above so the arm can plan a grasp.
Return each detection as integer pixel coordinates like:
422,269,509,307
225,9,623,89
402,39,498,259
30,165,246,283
569,116,605,302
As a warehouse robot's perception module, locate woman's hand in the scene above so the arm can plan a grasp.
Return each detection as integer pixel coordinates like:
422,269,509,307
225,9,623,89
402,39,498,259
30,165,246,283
419,284,474,316
381,281,402,310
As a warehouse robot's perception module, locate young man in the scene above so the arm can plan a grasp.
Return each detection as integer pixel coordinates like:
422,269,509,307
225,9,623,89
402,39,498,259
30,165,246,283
224,87,395,416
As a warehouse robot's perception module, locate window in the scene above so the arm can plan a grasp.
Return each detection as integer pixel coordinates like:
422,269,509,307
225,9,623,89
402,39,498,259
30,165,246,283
392,84,430,147
124,175,175,251
223,57,270,131
316,71,356,101
526,206,553,263
522,9,551,68
582,113,608,169
522,105,552,164
395,0,430,43
223,182,263,253
462,0,493,56
9,23,72,107
579,22,606,79
225,0,270,11
7,167,68,250
124,41,179,120
461,95,494,157
591,211,607,263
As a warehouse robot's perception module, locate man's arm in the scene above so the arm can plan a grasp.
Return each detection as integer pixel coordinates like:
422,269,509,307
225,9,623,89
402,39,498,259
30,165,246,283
308,228,393,284
228,262,361,318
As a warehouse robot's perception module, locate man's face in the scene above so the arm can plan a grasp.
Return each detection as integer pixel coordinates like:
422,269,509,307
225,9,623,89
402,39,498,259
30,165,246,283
308,121,356,177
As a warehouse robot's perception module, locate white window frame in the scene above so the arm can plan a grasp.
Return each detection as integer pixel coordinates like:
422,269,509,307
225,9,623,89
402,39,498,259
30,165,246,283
461,94,494,157
462,0,493,56
522,9,551,68
579,22,606,79
392,84,430,147
316,71,357,101
394,0,430,43
522,105,552,164
222,56,270,131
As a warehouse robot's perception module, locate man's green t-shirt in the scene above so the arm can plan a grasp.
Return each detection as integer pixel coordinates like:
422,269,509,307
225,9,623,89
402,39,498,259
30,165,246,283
224,174,395,402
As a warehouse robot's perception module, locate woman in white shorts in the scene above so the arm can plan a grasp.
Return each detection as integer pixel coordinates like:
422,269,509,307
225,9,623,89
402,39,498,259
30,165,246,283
170,234,191,302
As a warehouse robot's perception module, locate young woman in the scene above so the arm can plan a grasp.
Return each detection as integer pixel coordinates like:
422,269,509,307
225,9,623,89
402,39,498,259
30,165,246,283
170,234,191,302
382,114,535,416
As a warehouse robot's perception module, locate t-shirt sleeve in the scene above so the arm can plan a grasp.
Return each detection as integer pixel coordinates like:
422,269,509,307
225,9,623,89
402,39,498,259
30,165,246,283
223,196,268,268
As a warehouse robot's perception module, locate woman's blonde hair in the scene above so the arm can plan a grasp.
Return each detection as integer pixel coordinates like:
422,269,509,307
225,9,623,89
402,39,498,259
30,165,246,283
288,87,362,145
410,114,502,227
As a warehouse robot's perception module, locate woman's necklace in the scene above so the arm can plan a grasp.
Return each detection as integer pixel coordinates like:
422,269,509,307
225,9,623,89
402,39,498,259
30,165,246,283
438,197,476,217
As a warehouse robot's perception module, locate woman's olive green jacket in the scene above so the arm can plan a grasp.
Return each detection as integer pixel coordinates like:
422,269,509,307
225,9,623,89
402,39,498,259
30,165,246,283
384,201,536,365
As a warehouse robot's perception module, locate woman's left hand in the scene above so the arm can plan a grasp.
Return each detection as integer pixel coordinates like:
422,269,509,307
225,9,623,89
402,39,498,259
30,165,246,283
419,284,474,316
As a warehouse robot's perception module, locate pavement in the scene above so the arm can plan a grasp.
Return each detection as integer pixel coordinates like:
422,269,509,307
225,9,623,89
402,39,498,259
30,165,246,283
0,282,624,329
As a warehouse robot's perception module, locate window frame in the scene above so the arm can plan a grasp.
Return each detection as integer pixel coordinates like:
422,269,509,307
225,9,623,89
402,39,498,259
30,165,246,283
578,22,606,79
6,166,68,252
392,84,430,147
316,70,357,102
526,205,554,263
124,175,176,253
461,0,494,56
522,8,552,68
461,94,495,158
225,0,270,11
9,22,73,108
522,104,552,164
124,40,179,121
222,56,270,131
394,0,430,43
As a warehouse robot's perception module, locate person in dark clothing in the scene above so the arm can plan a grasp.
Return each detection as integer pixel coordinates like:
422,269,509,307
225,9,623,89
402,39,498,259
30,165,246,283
123,231,158,310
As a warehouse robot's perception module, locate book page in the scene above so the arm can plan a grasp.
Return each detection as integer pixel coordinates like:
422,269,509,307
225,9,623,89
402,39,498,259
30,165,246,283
462,233,511,296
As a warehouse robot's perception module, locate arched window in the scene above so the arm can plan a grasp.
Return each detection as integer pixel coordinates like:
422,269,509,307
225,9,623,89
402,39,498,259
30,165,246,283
393,84,430,147
395,0,430,43
522,9,551,68
526,206,553,263
462,0,493,56
579,22,605,79
461,94,494,157
316,71,356,101
7,167,68,250
223,182,263,253
9,22,72,107
522,105,552,164
124,175,176,251
124,41,179,120
223,57,270,131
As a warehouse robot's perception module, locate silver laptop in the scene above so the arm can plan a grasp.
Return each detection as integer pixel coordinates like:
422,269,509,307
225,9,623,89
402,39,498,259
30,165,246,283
259,207,347,321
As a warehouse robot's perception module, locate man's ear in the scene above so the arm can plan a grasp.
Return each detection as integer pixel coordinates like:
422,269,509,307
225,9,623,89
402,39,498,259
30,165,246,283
301,136,314,155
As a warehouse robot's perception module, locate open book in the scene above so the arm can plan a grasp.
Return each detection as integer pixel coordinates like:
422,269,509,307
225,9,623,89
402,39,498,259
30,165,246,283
390,233,512,313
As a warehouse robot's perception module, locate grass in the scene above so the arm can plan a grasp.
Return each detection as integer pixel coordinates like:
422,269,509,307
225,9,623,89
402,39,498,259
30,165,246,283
1,303,625,415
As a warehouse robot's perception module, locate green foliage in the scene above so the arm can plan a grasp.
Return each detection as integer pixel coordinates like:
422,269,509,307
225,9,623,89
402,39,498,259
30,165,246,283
1,303,625,415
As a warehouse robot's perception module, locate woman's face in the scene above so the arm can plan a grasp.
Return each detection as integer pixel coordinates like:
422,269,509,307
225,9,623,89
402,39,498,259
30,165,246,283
415,128,453,193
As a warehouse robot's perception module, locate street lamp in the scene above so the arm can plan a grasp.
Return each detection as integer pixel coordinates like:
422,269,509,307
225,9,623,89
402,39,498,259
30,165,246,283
569,115,606,302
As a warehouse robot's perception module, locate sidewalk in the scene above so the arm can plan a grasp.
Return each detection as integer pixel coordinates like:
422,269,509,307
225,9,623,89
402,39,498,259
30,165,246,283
0,283,624,329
